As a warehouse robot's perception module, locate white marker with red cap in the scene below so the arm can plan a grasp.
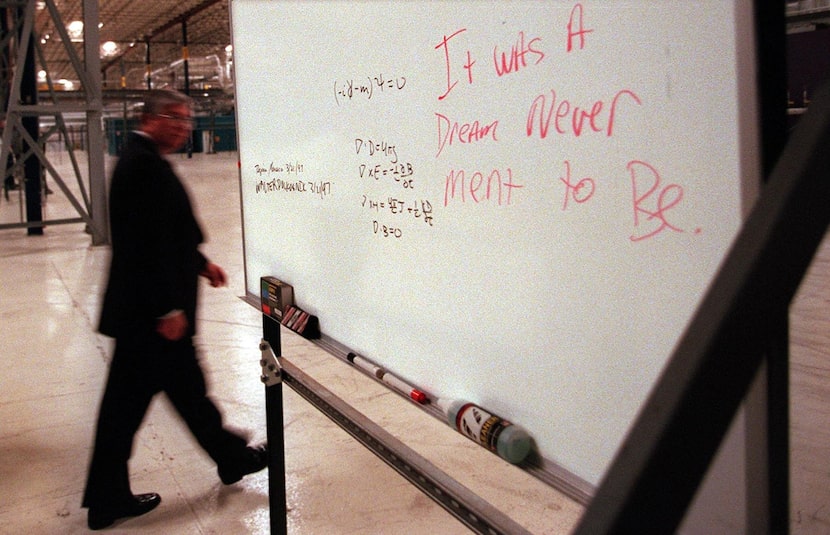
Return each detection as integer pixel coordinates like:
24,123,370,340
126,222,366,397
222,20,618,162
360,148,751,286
347,352,429,404
380,370,429,404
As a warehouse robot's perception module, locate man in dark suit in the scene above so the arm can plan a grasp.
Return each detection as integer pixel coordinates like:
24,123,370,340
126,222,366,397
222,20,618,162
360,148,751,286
83,89,266,530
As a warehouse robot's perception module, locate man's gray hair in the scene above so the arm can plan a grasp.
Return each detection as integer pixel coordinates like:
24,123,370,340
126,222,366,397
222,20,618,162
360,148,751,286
141,89,192,117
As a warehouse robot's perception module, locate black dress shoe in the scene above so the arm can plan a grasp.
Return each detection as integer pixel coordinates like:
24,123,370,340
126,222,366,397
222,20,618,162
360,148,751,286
218,444,268,484
87,492,161,530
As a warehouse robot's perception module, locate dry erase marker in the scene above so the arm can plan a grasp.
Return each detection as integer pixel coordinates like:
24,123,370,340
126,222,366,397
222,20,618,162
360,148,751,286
380,371,429,404
347,352,385,379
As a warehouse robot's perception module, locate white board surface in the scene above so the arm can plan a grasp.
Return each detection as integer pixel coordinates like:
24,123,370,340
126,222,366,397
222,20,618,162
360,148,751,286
231,0,759,486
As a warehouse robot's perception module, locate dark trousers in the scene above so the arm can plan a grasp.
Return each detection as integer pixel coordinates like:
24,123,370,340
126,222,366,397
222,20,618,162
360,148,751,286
3,153,14,195
82,333,247,508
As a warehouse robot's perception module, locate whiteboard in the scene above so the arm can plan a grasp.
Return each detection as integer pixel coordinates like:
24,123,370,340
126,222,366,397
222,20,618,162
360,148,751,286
231,0,759,486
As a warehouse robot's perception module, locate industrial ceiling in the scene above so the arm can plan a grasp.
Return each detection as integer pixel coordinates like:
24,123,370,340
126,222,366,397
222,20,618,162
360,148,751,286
33,0,231,97
16,0,830,110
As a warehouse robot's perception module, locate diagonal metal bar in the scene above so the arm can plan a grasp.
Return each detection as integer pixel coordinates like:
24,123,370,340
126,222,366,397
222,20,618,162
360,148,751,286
42,0,95,93
2,0,106,241
9,112,94,228
33,37,92,213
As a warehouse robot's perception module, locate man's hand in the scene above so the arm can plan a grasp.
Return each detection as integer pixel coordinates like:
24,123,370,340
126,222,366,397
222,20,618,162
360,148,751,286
200,262,228,288
157,311,188,341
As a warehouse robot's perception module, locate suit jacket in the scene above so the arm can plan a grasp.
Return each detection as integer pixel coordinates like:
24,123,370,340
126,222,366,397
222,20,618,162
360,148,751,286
99,132,207,338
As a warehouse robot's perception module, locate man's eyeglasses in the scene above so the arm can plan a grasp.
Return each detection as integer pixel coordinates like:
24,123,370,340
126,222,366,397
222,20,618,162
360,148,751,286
157,114,194,126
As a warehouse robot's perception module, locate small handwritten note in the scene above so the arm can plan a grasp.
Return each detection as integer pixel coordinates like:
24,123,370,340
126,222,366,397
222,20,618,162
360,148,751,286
252,160,332,199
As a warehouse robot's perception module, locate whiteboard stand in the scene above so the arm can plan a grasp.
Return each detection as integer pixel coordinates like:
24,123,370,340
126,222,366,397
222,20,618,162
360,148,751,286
746,337,790,535
574,75,830,534
261,311,535,535
261,316,287,535
745,6,790,533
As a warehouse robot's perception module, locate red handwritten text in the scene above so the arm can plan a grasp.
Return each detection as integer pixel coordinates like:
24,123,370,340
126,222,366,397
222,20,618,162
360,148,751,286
435,28,475,101
628,160,686,242
559,160,595,210
493,31,545,77
436,113,499,158
526,88,641,139
444,167,523,206
566,3,593,52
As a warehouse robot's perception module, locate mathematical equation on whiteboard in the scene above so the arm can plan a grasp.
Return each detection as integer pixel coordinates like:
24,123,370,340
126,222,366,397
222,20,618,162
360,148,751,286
353,136,435,239
334,74,407,106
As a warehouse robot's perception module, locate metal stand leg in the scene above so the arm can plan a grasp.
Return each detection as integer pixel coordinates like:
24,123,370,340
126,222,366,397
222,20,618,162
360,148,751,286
261,315,287,535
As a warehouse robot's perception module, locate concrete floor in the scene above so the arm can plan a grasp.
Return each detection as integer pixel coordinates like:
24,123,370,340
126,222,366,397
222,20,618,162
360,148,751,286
0,149,828,534
0,151,583,534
